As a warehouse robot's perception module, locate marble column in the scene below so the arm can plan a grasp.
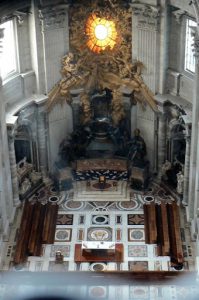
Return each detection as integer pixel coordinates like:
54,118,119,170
7,133,20,207
182,128,191,206
37,110,48,177
131,2,160,94
71,98,80,129
157,112,166,178
123,97,131,135
188,29,199,220
39,4,69,94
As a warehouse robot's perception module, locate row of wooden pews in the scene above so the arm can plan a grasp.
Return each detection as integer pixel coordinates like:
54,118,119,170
14,201,58,265
144,202,183,266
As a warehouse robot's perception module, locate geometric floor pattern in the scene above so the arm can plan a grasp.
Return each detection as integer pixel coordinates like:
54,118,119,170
2,181,195,276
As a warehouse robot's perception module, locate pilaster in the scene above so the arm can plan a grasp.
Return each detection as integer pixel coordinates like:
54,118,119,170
188,29,199,221
0,27,16,240
182,125,191,206
7,128,20,208
38,4,69,94
36,100,48,177
131,2,160,93
157,111,166,178
0,28,4,80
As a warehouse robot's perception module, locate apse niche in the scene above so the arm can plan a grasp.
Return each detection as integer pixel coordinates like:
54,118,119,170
14,126,32,164
47,0,158,167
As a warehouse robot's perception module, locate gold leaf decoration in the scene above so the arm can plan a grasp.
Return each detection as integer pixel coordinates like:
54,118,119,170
47,0,158,122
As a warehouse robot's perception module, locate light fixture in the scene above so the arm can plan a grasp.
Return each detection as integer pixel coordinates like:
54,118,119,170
85,14,117,53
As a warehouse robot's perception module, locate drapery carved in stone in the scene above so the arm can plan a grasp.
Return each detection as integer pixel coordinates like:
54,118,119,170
47,0,158,125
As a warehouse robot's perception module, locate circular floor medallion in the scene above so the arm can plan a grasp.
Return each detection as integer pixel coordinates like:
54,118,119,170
89,286,106,298
173,264,183,271
144,196,154,203
92,215,109,225
116,199,138,210
87,227,112,241
131,229,144,240
63,200,84,210
49,195,59,203
55,230,69,241
90,262,107,271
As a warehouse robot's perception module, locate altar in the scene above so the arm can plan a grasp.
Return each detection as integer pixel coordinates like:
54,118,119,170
82,241,115,252
73,179,129,201
74,242,124,263
74,158,128,181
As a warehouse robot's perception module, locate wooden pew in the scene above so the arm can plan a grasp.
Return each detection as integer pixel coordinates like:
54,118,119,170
34,204,47,256
156,203,170,256
42,203,58,244
167,202,183,265
48,204,59,243
28,202,47,256
13,201,34,264
14,200,59,264
144,203,157,244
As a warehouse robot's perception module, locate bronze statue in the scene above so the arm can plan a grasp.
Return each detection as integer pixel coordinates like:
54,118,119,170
128,129,147,164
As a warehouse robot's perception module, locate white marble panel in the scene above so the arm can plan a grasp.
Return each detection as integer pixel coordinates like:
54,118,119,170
48,102,73,169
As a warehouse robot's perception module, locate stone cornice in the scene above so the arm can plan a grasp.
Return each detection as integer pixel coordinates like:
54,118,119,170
130,2,159,18
0,10,28,26
39,4,69,30
191,0,199,24
130,1,160,31
172,8,187,24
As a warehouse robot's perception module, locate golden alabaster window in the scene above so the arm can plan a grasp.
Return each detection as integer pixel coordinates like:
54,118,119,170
85,14,117,53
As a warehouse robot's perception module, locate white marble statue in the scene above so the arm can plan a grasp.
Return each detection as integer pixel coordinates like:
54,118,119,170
177,171,184,194
161,160,172,180
20,177,31,195
30,170,42,185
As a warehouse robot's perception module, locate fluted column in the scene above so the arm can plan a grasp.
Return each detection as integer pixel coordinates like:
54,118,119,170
37,109,48,177
39,3,69,94
182,127,191,206
157,112,166,178
7,133,20,207
131,2,160,93
0,28,4,79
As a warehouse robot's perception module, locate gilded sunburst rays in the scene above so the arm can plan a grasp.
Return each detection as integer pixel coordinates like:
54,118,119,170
85,14,117,53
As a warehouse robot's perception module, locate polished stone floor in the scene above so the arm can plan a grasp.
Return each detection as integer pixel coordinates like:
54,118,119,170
2,181,195,273
0,181,198,300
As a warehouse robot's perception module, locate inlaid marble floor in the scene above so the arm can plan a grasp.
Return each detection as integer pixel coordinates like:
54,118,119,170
1,181,197,300
2,181,195,274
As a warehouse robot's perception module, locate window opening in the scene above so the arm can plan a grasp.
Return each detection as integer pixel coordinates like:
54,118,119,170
184,18,197,73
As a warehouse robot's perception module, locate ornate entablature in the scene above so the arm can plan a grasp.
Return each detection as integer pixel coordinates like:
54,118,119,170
130,2,160,31
39,4,69,30
191,0,199,23
0,10,29,26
